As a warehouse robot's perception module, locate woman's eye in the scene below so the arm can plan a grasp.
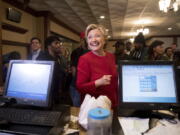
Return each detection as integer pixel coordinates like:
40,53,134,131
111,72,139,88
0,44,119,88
88,36,92,40
96,34,101,38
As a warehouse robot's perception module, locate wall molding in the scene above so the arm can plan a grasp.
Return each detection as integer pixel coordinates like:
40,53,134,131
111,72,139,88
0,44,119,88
0,14,3,86
2,23,28,34
146,35,180,40
51,31,78,43
2,40,29,47
3,0,79,36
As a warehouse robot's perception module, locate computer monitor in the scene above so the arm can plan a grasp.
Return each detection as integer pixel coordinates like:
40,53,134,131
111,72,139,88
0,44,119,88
3,60,54,107
175,65,180,103
118,61,178,111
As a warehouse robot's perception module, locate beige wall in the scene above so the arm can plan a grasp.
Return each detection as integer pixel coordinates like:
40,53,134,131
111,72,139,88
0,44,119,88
1,2,40,43
2,45,27,59
0,0,3,86
36,17,45,46
1,1,82,58
0,0,2,37
50,21,80,42
1,1,43,58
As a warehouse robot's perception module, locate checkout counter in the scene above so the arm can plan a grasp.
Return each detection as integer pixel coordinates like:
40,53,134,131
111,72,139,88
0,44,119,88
0,103,180,135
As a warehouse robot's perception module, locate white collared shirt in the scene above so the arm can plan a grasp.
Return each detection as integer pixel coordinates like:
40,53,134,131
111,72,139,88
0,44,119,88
32,49,41,60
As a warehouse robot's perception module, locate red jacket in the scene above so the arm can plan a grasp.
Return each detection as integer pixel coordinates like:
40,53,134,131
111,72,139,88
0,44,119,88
76,51,118,107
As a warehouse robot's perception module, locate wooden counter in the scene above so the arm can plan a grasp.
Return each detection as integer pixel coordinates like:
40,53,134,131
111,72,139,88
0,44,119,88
70,107,86,135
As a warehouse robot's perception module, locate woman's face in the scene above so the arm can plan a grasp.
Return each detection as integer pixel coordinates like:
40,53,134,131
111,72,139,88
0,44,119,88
154,45,164,55
87,29,105,52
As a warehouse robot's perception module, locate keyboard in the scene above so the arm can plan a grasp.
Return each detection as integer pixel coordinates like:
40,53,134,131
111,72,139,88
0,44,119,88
0,108,62,127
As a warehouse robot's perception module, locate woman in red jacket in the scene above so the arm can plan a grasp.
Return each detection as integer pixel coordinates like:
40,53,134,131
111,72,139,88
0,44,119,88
76,24,118,108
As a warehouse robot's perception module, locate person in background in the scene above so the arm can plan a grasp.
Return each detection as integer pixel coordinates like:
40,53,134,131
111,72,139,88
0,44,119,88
42,36,67,105
171,42,178,60
57,43,68,74
3,51,21,82
164,47,173,61
171,43,177,53
145,40,168,61
76,24,118,108
114,40,129,64
129,32,148,60
27,37,45,60
70,32,89,106
125,41,132,55
56,42,72,104
173,49,180,66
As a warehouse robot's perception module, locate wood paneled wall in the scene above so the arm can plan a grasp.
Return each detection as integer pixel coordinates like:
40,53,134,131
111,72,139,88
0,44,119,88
0,0,3,86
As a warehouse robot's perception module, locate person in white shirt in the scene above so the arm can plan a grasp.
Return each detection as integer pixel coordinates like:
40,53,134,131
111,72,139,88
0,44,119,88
27,37,44,60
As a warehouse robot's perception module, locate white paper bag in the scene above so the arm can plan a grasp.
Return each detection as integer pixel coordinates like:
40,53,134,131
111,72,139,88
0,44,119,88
78,94,111,129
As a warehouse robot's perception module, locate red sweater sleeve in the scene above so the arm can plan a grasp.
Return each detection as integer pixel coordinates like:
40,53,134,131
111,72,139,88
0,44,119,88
76,56,97,95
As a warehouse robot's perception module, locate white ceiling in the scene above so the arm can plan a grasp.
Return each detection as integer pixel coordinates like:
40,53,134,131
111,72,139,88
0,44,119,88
18,0,180,39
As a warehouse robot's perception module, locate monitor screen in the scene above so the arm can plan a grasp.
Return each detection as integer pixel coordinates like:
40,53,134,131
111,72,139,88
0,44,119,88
4,60,54,107
119,61,178,110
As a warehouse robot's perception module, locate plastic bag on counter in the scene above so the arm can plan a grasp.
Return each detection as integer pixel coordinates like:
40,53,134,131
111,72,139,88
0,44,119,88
78,94,111,129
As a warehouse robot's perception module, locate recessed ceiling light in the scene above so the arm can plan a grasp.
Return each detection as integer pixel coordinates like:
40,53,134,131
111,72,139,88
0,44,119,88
128,32,137,36
168,27,172,30
136,28,149,35
134,19,152,25
100,15,105,19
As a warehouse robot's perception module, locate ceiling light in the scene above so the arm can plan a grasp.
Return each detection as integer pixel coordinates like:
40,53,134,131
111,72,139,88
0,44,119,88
168,27,172,30
159,0,180,13
128,28,149,37
100,15,105,19
106,29,109,32
128,32,138,36
107,35,111,38
136,28,149,35
134,19,152,25
129,38,134,43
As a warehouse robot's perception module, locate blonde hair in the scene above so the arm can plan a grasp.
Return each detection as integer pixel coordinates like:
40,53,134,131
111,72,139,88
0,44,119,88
85,24,108,40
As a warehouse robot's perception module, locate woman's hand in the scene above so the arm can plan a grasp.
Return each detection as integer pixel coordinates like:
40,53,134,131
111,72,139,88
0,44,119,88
95,75,112,87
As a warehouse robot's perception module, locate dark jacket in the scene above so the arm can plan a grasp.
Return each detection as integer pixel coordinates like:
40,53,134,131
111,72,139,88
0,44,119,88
27,50,46,60
129,47,148,61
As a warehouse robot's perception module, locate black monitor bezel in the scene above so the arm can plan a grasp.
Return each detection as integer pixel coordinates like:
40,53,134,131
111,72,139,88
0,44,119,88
3,60,54,108
118,60,178,110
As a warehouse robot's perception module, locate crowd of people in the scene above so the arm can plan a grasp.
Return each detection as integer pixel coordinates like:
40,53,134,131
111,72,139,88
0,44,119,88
114,32,177,63
2,24,179,108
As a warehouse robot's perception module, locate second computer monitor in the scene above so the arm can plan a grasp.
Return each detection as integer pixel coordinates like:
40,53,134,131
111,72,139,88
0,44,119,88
118,61,178,110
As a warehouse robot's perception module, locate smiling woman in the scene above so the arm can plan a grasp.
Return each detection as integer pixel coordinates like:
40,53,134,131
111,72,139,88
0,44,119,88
76,24,118,108
85,24,108,56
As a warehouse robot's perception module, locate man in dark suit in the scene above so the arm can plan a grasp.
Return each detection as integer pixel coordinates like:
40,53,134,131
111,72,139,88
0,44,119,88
27,37,45,60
